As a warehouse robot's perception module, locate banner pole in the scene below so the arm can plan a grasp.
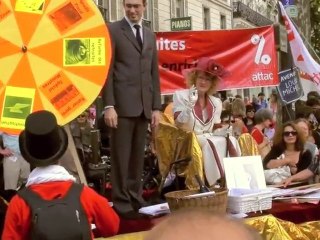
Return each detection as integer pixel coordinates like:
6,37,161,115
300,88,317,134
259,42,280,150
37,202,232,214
277,2,295,123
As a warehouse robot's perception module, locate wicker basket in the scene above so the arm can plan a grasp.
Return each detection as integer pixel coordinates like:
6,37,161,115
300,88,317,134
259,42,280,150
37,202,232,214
227,190,272,214
165,188,228,213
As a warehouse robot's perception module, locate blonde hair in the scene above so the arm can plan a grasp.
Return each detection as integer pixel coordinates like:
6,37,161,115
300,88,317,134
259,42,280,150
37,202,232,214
232,98,246,117
186,70,219,95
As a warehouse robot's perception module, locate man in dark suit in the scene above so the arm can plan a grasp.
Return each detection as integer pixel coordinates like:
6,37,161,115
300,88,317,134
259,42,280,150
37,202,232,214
103,0,161,219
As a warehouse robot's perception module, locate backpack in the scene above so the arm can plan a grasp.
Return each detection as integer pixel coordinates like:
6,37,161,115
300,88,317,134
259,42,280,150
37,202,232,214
18,183,91,240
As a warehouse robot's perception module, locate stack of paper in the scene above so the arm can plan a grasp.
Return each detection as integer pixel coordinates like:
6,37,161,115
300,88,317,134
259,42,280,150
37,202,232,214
271,187,320,199
229,188,272,197
270,187,320,203
138,203,170,216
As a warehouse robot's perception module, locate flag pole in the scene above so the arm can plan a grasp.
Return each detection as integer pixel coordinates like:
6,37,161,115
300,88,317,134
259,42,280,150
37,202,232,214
277,2,295,122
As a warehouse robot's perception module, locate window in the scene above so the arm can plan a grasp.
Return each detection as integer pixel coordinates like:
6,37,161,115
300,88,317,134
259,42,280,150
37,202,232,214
143,0,153,29
108,0,118,21
175,0,185,18
203,7,210,30
96,0,103,6
220,14,226,29
153,0,159,31
95,0,108,21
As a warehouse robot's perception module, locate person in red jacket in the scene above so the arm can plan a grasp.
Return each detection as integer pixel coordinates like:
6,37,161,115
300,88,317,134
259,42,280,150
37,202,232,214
2,110,120,239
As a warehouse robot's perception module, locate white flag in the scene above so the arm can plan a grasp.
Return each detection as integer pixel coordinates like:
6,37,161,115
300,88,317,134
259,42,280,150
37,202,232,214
279,2,320,89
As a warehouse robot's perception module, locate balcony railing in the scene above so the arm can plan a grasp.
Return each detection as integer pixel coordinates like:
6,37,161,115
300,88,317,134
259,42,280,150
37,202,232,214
233,1,273,27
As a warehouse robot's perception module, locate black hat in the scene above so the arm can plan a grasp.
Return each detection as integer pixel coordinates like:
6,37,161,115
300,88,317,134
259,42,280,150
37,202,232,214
19,110,68,167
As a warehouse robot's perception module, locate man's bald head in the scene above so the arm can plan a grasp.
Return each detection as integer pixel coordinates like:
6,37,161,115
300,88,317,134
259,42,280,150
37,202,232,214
144,210,261,240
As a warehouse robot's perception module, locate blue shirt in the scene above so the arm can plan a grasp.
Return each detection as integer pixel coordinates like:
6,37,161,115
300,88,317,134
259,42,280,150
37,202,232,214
255,100,268,111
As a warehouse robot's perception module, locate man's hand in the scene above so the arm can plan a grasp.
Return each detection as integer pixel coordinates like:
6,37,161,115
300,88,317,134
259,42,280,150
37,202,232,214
151,110,160,128
0,148,13,157
104,107,118,128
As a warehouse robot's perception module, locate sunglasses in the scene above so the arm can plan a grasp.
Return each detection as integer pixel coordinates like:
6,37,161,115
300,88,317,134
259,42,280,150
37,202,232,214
77,114,86,118
247,110,255,113
222,120,235,124
283,131,297,137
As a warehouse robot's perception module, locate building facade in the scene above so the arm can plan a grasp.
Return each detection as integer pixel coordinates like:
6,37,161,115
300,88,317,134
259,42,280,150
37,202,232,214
233,0,276,29
95,1,314,100
93,0,281,31
93,0,234,31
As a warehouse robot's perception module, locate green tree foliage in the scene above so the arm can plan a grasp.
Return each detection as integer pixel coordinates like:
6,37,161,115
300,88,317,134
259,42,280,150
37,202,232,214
311,0,320,56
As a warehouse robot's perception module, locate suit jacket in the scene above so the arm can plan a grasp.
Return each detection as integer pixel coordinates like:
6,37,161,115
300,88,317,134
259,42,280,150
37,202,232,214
103,18,161,119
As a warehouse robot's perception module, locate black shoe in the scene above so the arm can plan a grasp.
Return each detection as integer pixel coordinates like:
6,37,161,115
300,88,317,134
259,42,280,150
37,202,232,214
117,210,150,220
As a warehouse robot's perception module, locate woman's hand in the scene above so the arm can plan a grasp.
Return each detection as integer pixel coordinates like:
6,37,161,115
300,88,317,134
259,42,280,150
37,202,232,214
281,176,294,188
188,85,198,106
283,152,299,167
282,157,296,170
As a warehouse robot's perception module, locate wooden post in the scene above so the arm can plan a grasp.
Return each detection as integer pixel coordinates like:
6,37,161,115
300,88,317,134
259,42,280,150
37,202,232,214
60,125,88,185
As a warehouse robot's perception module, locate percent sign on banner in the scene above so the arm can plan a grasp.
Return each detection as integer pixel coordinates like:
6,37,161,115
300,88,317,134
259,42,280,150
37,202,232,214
251,34,271,65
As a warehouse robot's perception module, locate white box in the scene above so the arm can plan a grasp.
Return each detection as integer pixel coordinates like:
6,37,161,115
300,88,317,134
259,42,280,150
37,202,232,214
223,156,272,214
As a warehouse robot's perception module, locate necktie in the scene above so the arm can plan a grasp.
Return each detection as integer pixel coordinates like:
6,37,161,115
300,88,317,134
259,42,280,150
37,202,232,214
133,24,143,49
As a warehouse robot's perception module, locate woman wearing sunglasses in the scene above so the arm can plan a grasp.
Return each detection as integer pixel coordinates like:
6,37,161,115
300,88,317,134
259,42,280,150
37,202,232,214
243,104,255,132
263,122,312,184
281,119,319,187
220,110,247,139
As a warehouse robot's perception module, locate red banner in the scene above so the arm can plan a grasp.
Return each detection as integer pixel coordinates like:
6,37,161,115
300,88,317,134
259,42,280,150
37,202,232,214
156,26,279,94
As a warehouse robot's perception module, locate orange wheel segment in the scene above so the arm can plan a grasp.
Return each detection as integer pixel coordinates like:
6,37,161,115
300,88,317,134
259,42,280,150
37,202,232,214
0,0,111,134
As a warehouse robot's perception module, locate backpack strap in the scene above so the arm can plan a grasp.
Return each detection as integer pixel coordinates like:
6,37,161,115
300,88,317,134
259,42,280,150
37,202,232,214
18,187,48,209
62,182,83,203
18,183,91,240
18,183,82,208
62,183,91,240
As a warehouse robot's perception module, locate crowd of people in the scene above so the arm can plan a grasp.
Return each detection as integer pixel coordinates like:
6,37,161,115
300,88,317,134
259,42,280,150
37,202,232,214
167,75,320,187
158,56,320,188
